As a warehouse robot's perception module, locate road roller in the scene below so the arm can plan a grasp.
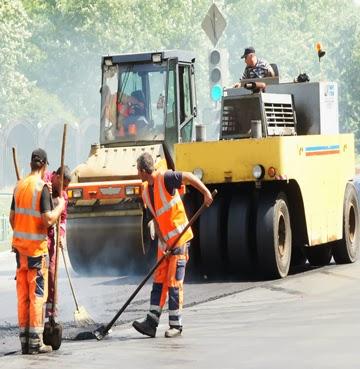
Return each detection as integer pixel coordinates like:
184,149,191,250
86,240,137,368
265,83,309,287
66,50,198,274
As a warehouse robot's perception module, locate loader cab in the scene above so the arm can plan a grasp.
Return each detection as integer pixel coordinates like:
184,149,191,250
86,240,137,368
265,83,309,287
99,50,197,157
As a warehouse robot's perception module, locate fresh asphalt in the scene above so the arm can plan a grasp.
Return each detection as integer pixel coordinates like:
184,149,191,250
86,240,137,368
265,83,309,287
1,249,360,368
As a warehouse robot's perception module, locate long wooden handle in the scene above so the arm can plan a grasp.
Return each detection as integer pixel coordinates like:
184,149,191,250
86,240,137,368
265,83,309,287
52,123,67,314
12,147,20,181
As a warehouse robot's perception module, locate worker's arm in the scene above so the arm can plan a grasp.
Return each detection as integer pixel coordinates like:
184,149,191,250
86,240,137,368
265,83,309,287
40,185,66,228
42,198,65,228
267,64,275,77
181,172,213,207
9,210,15,230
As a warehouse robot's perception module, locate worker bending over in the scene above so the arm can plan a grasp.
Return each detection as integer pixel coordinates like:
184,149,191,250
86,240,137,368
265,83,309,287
133,152,213,338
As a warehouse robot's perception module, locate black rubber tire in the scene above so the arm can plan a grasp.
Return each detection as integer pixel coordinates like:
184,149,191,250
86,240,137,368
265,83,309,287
227,194,254,275
199,196,226,277
333,184,360,264
256,191,292,279
290,244,307,267
305,245,332,266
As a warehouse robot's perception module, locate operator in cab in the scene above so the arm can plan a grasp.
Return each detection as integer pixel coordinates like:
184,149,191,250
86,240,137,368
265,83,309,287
123,90,149,136
233,47,275,91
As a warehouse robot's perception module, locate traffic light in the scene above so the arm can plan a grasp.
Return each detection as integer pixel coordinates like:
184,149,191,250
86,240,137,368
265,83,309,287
209,48,228,102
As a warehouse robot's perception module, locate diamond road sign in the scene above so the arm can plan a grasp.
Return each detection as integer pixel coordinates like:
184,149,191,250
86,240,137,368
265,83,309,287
201,3,227,47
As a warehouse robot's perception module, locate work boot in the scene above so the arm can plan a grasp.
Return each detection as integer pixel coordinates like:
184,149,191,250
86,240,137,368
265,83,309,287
165,326,182,338
19,332,29,354
132,315,157,338
28,333,53,354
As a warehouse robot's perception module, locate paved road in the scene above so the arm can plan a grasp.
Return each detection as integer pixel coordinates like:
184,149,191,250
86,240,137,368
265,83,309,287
1,250,360,368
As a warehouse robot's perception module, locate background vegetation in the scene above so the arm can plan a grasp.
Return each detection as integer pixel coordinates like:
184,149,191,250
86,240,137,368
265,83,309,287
1,0,360,146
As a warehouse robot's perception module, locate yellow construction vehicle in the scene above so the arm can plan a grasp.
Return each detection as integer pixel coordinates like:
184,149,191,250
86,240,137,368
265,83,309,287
67,49,360,279
175,79,360,278
66,51,198,274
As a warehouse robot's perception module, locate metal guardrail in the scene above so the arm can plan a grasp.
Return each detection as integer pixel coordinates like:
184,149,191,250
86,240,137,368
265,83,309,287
0,215,11,241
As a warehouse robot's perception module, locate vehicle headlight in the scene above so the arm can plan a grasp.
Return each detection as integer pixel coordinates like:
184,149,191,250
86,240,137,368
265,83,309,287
193,168,204,180
72,188,83,198
252,165,265,179
125,186,140,196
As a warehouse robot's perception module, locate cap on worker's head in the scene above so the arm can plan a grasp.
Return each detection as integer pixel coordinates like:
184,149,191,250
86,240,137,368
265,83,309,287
241,46,255,59
31,148,49,166
55,165,72,181
131,90,145,104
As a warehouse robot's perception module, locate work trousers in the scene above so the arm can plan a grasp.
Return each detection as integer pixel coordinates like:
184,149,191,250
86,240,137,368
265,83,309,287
15,252,48,336
148,243,189,328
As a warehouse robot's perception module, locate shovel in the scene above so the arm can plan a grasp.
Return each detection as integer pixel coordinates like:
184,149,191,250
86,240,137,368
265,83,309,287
75,189,217,341
43,123,67,350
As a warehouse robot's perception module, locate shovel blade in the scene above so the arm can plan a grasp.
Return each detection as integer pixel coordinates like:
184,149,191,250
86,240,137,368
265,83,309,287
43,320,63,350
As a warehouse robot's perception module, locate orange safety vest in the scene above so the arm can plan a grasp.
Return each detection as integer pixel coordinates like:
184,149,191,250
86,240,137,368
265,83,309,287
128,123,137,136
12,175,48,257
142,172,193,247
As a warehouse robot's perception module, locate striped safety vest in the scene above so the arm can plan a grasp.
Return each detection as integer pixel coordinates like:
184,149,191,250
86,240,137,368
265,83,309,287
142,172,193,248
12,175,48,257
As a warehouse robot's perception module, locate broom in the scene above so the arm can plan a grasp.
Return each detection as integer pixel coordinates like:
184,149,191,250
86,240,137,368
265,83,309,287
60,247,95,326
54,124,94,327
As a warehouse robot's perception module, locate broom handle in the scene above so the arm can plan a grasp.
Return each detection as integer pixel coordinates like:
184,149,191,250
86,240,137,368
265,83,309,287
101,189,217,335
52,123,67,315
12,147,20,181
61,247,80,311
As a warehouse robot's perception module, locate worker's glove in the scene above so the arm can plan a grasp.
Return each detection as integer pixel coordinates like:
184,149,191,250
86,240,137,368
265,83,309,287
148,220,156,241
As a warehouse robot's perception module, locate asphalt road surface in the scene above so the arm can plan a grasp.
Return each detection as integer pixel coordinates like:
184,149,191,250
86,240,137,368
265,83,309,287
1,249,360,368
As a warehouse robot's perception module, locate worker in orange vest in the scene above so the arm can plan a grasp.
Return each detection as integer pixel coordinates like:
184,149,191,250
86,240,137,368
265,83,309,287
9,148,65,354
133,152,213,338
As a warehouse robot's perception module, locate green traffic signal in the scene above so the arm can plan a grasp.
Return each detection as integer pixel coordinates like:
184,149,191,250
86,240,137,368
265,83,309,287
211,84,222,102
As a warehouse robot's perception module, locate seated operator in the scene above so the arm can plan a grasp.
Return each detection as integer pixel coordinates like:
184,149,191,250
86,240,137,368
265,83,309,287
234,47,274,89
124,90,149,136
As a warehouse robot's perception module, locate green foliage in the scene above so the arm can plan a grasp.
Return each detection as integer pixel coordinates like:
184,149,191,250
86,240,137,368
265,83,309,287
2,0,360,150
225,0,360,148
0,0,32,123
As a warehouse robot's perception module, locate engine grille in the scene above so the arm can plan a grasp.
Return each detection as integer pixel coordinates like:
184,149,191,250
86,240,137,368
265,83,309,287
221,92,297,139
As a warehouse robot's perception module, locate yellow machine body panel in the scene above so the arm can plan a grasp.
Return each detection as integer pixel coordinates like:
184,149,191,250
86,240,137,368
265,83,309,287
175,133,355,246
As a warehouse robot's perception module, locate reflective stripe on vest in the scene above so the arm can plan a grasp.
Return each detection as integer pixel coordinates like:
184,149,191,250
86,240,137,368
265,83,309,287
141,172,193,246
13,231,46,241
12,175,48,256
14,181,42,218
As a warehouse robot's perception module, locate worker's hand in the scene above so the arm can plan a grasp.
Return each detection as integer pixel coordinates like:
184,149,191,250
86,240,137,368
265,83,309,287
47,181,53,195
203,189,213,207
57,197,66,212
233,82,241,88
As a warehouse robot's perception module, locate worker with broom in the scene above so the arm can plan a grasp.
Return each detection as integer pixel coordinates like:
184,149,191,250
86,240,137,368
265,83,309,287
9,148,65,354
44,165,71,319
133,152,213,338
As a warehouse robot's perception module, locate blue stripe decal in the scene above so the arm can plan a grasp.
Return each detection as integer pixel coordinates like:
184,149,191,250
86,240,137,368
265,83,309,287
305,145,340,152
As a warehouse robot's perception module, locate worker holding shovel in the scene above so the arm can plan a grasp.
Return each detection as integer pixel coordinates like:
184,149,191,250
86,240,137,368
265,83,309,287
133,152,213,338
44,165,71,319
9,148,65,354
